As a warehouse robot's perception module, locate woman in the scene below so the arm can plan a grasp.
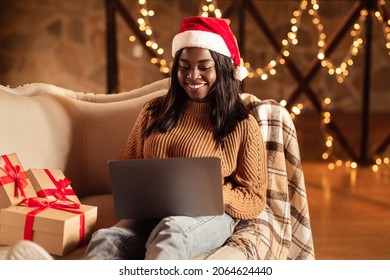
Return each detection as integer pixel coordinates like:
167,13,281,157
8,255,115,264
6,16,267,260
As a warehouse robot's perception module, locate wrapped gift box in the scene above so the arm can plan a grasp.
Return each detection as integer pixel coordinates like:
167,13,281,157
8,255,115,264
0,201,97,256
0,153,37,209
27,168,81,205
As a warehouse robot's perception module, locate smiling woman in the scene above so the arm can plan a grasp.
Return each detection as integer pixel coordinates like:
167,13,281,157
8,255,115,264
177,48,217,102
82,15,268,260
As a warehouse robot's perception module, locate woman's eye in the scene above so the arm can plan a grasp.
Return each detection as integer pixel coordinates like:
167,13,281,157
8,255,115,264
179,65,189,70
199,64,214,71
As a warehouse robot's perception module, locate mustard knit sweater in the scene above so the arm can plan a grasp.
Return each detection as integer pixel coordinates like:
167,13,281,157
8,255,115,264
119,99,267,219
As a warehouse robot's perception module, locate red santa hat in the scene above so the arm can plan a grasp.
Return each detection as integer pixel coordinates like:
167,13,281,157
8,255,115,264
172,16,248,81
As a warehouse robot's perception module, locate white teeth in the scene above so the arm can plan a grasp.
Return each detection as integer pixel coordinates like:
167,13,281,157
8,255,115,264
187,83,205,89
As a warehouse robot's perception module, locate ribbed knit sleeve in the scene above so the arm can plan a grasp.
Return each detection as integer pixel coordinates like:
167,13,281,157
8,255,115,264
118,102,151,160
222,114,267,219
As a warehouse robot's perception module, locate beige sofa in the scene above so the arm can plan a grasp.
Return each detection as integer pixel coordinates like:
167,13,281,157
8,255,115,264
0,78,315,260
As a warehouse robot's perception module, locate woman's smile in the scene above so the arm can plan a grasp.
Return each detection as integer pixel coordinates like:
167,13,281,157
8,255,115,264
178,47,217,102
186,83,207,90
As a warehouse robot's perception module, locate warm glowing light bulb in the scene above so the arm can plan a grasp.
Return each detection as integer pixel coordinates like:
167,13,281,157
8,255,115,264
328,163,335,170
292,106,301,115
322,152,329,160
317,52,325,60
293,10,301,17
138,18,145,25
291,25,298,32
354,23,361,30
140,9,148,16
162,66,170,73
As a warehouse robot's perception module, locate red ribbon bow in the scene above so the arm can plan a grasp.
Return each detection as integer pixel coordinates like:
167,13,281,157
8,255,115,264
0,155,28,198
20,197,85,246
36,169,76,203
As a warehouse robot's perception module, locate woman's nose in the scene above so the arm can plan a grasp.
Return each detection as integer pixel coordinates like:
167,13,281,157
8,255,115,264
187,68,200,79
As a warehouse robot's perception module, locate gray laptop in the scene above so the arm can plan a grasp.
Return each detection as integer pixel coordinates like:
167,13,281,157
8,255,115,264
108,157,224,219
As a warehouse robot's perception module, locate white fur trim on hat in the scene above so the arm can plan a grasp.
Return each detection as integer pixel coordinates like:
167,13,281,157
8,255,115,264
233,65,249,81
172,30,231,59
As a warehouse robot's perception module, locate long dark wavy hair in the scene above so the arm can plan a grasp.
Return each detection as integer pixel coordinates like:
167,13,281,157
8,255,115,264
143,49,249,148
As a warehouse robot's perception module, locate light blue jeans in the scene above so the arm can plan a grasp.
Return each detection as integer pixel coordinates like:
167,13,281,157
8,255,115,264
84,213,235,260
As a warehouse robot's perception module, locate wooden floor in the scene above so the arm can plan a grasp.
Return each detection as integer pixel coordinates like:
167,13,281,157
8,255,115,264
303,161,390,260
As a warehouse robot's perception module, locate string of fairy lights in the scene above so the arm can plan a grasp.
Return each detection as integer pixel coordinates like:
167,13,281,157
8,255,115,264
128,0,390,172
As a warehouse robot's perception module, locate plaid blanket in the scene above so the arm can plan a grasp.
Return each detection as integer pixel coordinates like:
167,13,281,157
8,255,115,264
225,94,315,260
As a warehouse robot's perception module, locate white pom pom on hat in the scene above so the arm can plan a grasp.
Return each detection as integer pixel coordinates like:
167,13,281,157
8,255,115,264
172,16,248,81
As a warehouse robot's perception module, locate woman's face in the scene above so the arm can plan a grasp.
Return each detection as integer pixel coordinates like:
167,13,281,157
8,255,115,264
177,47,217,102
